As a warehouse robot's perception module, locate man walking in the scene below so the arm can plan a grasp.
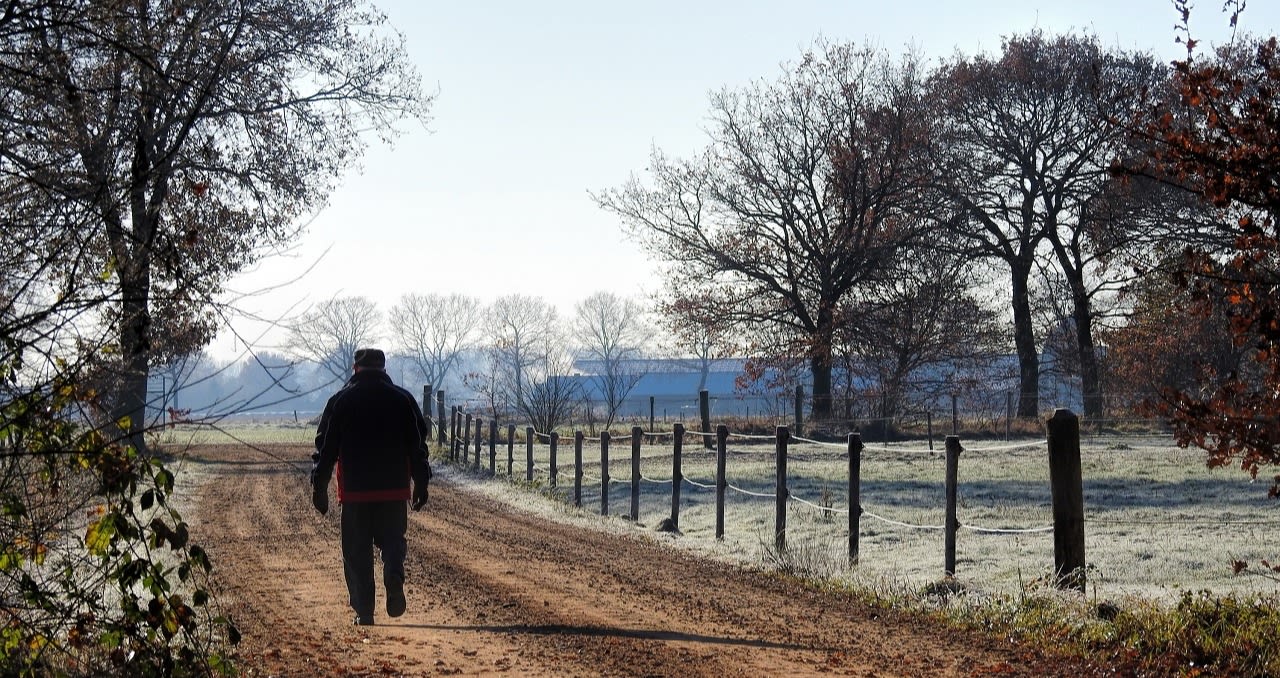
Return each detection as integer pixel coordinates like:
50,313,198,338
311,348,432,625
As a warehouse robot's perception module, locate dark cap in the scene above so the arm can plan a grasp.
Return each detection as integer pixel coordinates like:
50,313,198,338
353,348,386,369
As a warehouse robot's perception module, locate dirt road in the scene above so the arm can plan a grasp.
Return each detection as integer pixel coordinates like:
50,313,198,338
189,444,1102,677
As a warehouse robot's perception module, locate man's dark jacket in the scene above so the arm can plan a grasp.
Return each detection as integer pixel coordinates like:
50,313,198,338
312,369,432,503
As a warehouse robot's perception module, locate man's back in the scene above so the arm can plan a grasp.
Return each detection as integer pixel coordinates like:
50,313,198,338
315,369,430,503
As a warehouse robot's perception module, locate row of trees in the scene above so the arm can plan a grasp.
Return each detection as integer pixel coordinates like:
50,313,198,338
594,31,1221,423
268,280,1011,433
595,3,1280,498
268,29,1263,438
283,291,652,431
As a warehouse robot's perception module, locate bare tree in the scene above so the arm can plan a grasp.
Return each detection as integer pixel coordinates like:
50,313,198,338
655,293,741,392
464,349,507,420
0,0,430,450
390,293,482,392
596,42,933,420
839,246,1007,421
486,294,556,421
930,31,1166,418
287,296,382,384
573,292,650,429
522,333,584,434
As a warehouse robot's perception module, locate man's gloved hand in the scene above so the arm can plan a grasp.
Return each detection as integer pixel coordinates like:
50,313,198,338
312,484,329,515
411,481,428,511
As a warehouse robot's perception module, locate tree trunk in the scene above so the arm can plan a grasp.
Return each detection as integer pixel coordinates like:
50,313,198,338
1069,280,1103,420
115,272,152,454
809,304,837,420
809,353,833,420
1010,263,1040,419
1049,227,1104,422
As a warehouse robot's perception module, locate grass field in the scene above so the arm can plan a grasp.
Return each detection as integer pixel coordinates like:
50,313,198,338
172,420,1280,604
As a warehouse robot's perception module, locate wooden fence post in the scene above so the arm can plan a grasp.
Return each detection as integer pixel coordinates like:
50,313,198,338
630,426,642,521
926,410,935,451
699,390,712,449
473,418,482,471
450,407,459,461
649,397,655,443
455,407,463,461
1048,408,1086,592
525,426,534,482
549,431,559,488
506,424,515,477
422,384,432,440
436,390,446,445
849,432,863,565
776,425,789,553
600,431,611,516
574,431,584,507
944,435,961,577
951,394,959,435
1005,391,1013,441
488,420,497,475
463,413,472,466
794,387,804,438
715,424,728,539
671,423,684,531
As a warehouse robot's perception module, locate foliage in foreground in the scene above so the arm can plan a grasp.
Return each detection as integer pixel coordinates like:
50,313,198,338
908,578,1280,677
990,589,1278,676
1118,5,1280,495
0,383,237,677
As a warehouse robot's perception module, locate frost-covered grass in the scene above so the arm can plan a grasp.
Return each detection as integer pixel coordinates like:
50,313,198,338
152,420,315,446
440,432,1280,604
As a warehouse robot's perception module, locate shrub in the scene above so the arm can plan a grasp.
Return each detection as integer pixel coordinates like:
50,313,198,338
0,383,238,677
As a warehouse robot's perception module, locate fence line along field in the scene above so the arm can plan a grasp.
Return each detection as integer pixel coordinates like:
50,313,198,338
162,422,1280,604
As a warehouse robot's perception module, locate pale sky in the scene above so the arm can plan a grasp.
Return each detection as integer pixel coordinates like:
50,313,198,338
212,0,1278,362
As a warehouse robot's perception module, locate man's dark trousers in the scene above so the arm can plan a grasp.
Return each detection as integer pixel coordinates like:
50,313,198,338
341,500,408,619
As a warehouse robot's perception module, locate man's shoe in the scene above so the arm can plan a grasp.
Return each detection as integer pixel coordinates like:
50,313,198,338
354,614,374,626
385,572,406,618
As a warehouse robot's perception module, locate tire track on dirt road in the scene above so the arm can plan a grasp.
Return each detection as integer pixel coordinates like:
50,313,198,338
190,443,1103,677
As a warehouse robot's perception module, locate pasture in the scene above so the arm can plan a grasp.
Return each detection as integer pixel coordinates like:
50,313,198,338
166,422,1280,604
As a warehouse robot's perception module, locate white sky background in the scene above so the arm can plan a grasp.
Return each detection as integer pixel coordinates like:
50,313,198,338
212,0,1279,362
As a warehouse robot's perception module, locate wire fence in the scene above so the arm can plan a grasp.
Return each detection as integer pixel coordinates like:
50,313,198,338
426,397,1280,600
440,404,1098,586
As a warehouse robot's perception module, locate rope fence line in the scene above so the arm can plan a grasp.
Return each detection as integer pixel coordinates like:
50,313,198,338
443,423,1138,536
963,524,1055,534
471,443,1059,533
862,510,947,531
788,434,852,448
437,405,1226,588
727,432,778,441
868,445,941,455
963,440,1046,453
784,491,1053,533
576,471,629,486
725,481,776,499
790,494,849,515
